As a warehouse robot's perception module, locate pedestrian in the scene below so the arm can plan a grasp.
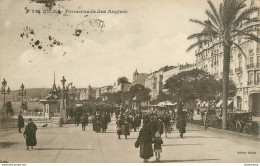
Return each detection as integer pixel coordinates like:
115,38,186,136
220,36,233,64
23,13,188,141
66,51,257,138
123,118,130,139
17,111,24,133
152,131,163,162
158,117,164,136
81,114,87,131
178,109,187,138
23,118,37,150
116,115,123,139
101,114,107,133
136,122,153,163
59,116,64,127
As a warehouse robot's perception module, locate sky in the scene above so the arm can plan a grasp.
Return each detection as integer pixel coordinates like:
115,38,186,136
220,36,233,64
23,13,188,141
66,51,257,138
0,0,226,90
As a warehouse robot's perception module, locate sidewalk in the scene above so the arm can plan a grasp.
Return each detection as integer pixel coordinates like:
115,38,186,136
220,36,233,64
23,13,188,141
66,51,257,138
0,127,18,138
188,123,260,141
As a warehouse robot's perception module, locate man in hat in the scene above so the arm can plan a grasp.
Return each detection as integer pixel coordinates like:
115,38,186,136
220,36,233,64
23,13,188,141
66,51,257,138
17,111,24,133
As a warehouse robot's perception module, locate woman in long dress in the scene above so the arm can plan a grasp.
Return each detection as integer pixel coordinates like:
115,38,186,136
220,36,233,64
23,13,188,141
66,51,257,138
137,123,153,163
23,118,37,150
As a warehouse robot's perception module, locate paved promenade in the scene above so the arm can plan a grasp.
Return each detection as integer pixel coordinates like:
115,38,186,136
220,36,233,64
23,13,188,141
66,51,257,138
0,117,259,163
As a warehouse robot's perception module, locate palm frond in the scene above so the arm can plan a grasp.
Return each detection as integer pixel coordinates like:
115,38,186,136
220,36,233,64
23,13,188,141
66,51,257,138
234,7,260,26
207,0,221,25
234,29,260,43
231,41,247,59
189,19,219,32
232,23,260,37
187,31,215,40
205,10,220,28
186,39,210,52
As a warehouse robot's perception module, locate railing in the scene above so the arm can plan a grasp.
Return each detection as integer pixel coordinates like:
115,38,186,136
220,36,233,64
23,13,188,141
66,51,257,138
246,63,260,70
235,67,243,73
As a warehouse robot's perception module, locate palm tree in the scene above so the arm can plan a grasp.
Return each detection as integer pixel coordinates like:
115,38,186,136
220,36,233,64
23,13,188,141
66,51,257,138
117,77,130,106
187,0,260,129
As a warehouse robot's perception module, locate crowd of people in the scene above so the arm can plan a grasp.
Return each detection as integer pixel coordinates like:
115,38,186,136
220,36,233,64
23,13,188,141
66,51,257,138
18,102,188,162
134,108,188,162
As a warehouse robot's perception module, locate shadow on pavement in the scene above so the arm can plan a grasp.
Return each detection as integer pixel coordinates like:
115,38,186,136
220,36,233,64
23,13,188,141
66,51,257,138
126,138,138,140
101,131,117,133
0,142,19,148
184,136,221,139
151,159,219,163
162,143,204,146
35,148,94,150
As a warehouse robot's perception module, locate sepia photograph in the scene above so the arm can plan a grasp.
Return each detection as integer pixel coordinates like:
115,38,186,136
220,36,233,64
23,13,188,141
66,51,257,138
0,0,259,165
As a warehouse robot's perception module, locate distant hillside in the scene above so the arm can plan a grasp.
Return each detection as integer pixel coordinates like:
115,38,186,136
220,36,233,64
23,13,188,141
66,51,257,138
0,88,50,102
0,88,85,102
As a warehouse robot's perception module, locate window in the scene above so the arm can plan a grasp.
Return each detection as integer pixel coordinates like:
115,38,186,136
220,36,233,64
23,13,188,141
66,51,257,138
250,57,254,65
257,73,260,83
249,72,254,84
238,53,242,59
257,56,260,64
239,61,242,68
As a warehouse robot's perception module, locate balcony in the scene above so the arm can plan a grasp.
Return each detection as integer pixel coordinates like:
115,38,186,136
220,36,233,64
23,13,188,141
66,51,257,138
246,63,260,70
235,67,243,73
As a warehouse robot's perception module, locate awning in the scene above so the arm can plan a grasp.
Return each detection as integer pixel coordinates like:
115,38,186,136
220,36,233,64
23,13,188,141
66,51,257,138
228,100,233,106
216,100,233,107
216,100,223,107
157,101,177,107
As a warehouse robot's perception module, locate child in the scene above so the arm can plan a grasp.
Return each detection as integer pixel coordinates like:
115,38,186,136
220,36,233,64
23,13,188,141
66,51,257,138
153,131,163,162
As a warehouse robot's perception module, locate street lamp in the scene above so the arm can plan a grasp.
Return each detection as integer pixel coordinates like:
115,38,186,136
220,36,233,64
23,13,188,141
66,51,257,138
1,78,10,107
18,83,26,106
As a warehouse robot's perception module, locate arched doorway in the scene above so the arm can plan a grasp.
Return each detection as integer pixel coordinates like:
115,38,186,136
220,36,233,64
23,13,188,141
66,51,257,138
249,93,260,116
236,96,242,111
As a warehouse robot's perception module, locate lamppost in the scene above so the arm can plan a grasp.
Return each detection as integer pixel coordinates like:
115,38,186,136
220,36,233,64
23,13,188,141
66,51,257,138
1,78,10,108
18,83,26,107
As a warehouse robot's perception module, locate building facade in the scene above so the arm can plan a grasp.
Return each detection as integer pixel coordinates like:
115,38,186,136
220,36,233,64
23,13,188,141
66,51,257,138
194,0,260,115
132,69,148,86
144,70,163,100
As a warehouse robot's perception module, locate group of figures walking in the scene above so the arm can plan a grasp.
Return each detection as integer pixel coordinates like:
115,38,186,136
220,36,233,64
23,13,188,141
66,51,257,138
116,111,142,139
135,108,188,162
72,103,115,132
17,102,188,163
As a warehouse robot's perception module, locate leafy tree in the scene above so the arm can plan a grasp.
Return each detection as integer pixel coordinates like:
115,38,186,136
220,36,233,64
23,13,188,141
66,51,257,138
129,84,151,102
21,102,28,111
156,91,171,104
187,0,260,129
165,69,237,111
106,92,123,105
5,101,14,116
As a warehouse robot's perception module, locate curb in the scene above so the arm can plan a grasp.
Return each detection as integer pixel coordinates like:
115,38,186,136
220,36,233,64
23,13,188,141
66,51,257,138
188,123,260,141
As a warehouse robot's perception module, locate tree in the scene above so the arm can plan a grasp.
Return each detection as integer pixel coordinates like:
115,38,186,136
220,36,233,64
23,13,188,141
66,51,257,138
128,84,151,102
106,92,123,105
165,69,237,111
187,0,260,129
117,77,130,105
21,101,28,111
156,91,171,104
5,101,14,116
165,69,209,110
